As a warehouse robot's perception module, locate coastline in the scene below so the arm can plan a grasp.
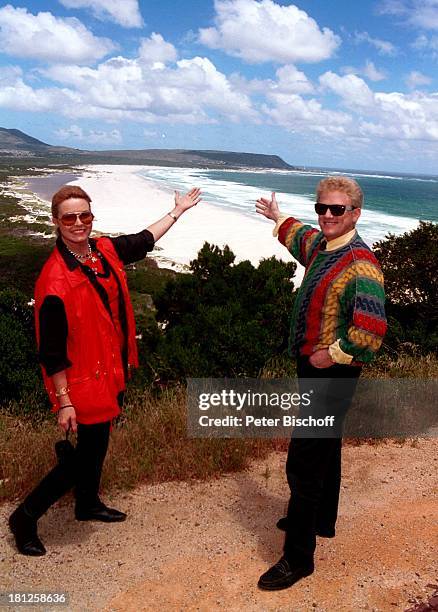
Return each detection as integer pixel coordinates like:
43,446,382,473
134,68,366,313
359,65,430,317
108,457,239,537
19,164,306,280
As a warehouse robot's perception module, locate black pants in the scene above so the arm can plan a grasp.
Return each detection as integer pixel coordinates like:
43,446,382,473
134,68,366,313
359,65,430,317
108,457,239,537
283,356,361,564
22,421,111,519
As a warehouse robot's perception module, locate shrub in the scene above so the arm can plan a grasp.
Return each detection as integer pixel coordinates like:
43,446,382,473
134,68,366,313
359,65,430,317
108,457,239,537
373,221,438,354
153,243,297,379
0,289,45,404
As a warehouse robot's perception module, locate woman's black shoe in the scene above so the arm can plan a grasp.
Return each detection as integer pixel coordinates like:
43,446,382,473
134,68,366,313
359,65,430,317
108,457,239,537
75,503,126,522
8,505,46,556
258,556,314,591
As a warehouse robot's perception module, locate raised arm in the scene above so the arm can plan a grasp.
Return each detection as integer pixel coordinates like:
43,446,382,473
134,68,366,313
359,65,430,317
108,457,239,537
111,187,202,265
256,192,319,267
147,187,201,242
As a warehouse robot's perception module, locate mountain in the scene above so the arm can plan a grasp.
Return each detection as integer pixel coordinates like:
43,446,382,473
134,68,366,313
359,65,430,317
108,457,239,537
0,127,76,155
0,127,294,170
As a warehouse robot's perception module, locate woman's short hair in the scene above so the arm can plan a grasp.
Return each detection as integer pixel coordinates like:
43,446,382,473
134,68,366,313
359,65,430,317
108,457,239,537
316,176,364,209
51,185,92,218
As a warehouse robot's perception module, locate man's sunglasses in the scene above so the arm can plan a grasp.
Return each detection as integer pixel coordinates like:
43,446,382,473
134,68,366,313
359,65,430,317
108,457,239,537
314,203,357,216
58,211,94,226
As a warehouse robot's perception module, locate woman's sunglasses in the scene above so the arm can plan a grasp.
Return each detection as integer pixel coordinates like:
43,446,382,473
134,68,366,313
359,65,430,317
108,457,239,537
58,211,94,226
314,203,357,216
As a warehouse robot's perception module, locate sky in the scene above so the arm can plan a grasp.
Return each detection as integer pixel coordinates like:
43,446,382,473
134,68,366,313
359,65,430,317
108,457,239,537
0,0,438,173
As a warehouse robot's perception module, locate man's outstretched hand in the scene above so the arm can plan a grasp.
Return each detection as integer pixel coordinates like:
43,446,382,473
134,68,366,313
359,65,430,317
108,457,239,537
256,192,281,222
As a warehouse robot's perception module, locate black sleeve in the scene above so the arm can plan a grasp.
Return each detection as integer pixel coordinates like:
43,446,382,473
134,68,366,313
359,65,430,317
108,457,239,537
110,230,155,265
38,295,72,376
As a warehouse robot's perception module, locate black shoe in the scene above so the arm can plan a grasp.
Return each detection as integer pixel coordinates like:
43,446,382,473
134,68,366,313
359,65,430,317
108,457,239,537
258,556,314,591
8,505,46,556
75,503,127,523
276,517,335,538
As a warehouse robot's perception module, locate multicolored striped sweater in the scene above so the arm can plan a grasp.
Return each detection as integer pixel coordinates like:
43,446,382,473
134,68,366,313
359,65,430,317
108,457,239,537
278,218,387,364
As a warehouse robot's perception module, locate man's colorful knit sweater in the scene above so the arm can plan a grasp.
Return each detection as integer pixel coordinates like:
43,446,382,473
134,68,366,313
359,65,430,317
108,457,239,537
278,217,387,364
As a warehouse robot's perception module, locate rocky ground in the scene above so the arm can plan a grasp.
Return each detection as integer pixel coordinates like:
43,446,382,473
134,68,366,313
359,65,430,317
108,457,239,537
1,438,437,612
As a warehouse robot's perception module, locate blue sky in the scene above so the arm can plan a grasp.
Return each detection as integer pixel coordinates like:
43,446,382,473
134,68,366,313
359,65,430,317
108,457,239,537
0,0,438,172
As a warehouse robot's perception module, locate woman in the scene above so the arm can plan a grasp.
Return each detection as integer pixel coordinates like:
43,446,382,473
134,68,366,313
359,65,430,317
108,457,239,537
9,183,201,556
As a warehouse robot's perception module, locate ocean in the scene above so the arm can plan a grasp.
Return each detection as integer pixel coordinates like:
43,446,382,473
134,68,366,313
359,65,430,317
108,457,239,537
136,166,438,247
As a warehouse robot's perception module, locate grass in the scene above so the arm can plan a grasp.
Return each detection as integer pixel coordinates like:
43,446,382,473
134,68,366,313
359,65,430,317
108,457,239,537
0,387,283,503
1,352,436,504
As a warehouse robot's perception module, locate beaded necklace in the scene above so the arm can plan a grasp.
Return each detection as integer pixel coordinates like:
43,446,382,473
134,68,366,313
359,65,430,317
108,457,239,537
65,241,103,275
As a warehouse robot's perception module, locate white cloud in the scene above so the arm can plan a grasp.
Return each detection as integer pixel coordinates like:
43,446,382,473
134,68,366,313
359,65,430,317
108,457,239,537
342,61,386,82
0,5,114,64
56,124,84,139
59,0,143,28
274,65,315,94
36,49,258,124
263,93,352,136
138,33,178,65
360,91,438,140
411,33,438,59
354,31,397,55
198,0,340,63
0,67,80,111
55,124,122,144
317,70,438,143
231,64,314,96
405,70,432,89
363,60,386,82
378,0,438,30
319,72,375,107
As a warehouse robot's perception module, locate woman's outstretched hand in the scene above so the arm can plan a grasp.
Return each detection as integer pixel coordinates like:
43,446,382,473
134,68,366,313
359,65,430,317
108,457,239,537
174,187,202,213
255,191,281,222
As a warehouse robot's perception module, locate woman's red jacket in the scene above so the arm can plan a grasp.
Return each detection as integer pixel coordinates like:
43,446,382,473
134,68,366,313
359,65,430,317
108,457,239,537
34,237,139,424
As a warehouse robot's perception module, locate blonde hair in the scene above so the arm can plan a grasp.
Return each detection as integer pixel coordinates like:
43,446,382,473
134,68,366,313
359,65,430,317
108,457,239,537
316,176,363,208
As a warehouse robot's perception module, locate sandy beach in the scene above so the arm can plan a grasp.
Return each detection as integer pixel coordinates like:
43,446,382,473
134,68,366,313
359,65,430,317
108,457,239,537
21,164,305,280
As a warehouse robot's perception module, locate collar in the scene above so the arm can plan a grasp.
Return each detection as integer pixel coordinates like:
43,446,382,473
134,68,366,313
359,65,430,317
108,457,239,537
56,236,98,271
325,228,357,252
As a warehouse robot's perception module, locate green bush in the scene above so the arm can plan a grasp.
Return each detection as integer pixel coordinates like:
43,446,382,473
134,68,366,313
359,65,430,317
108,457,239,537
374,221,438,354
0,288,45,404
153,243,297,379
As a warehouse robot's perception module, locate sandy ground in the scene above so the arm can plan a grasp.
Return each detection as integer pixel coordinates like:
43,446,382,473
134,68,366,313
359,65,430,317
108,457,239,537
1,438,437,612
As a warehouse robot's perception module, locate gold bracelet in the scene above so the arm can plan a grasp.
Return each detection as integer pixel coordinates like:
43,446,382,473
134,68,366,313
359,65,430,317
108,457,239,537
167,212,178,222
55,386,70,397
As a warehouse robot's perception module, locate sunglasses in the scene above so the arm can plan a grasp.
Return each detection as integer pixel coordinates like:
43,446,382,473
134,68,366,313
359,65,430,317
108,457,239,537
58,211,94,226
315,203,357,216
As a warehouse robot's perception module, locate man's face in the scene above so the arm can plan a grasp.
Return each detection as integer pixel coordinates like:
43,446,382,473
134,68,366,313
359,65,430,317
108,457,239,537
317,190,361,241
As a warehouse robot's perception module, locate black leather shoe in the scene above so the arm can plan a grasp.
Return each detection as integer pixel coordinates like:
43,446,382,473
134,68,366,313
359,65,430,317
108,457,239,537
276,517,335,538
75,503,127,522
9,506,46,556
258,556,314,591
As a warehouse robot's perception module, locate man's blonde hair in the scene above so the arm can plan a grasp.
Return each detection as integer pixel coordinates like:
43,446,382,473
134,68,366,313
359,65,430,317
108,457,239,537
316,176,364,208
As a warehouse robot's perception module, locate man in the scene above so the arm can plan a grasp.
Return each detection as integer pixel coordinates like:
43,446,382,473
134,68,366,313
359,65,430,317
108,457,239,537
255,176,387,590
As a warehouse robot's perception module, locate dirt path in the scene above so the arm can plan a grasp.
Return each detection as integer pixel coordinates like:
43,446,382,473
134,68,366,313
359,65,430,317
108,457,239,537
1,439,437,611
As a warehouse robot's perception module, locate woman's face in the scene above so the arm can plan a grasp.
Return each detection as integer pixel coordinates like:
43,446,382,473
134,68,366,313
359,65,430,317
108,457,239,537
53,197,93,249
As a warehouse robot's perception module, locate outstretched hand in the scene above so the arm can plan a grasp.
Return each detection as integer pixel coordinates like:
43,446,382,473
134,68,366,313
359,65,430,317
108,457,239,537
174,187,202,213
255,192,281,222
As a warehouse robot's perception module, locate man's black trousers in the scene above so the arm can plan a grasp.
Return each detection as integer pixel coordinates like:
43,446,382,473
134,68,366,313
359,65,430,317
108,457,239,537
283,356,362,565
